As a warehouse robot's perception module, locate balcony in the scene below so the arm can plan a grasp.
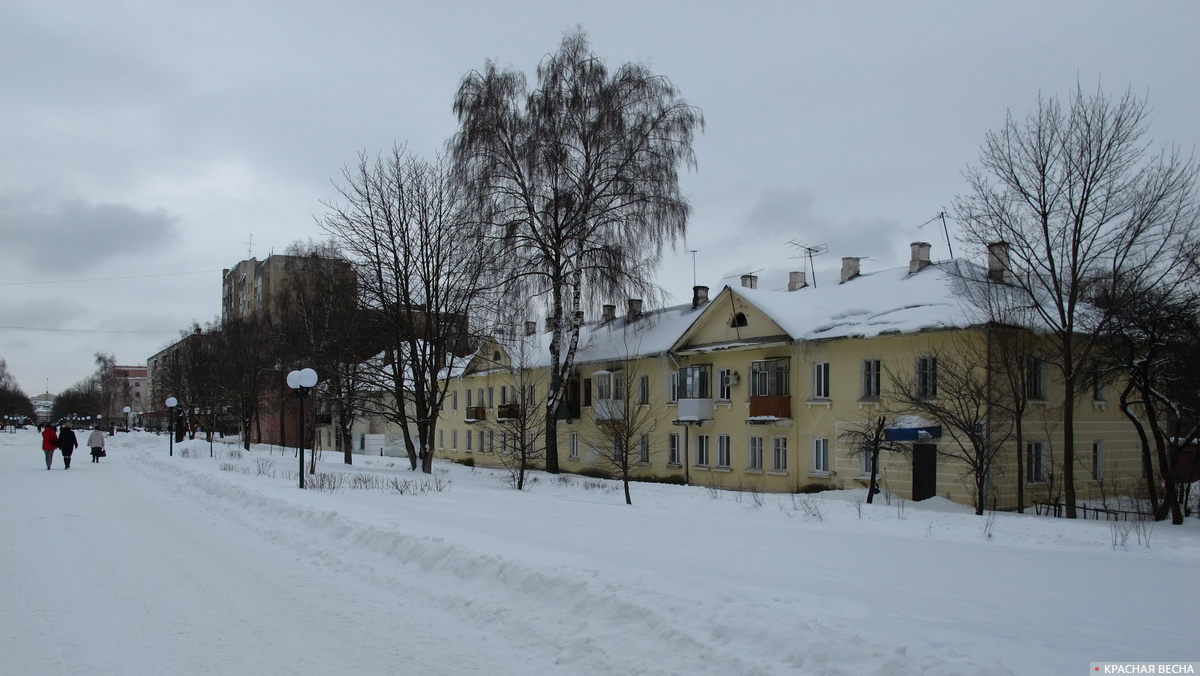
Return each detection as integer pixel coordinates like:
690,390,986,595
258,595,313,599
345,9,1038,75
676,397,715,423
748,395,791,420
556,401,581,421
464,406,486,422
496,403,520,421
593,398,625,423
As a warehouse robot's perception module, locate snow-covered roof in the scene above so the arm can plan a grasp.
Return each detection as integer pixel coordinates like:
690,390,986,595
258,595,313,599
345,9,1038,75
727,260,1006,341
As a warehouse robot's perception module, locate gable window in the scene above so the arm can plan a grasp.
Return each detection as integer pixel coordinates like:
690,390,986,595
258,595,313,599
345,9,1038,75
678,364,711,399
717,435,731,468
730,312,748,328
862,359,881,398
750,358,790,397
813,362,830,399
812,438,829,474
917,356,938,399
747,436,764,470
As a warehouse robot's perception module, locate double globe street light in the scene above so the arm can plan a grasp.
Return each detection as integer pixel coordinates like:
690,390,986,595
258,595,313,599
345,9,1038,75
286,368,318,489
165,397,178,456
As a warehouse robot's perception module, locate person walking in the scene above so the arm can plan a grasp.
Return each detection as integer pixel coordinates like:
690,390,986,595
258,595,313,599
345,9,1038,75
57,423,79,469
41,423,58,470
88,427,106,462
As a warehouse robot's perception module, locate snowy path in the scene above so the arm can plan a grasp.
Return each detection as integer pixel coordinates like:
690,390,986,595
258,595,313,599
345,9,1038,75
3,430,1198,675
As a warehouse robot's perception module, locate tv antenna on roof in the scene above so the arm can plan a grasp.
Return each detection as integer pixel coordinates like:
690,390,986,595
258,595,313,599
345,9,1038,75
245,233,255,258
688,249,699,287
918,211,954,258
786,241,828,287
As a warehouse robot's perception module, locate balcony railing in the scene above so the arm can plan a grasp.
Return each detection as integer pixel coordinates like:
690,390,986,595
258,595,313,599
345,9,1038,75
748,395,791,419
676,397,715,422
594,399,625,423
464,406,486,422
496,403,520,420
556,401,581,421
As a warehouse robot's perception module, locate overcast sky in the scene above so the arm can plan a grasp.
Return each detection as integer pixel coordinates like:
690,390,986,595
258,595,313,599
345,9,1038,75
1,0,1196,398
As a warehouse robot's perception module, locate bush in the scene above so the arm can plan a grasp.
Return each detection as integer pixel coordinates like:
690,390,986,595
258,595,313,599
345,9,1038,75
454,457,475,467
797,482,832,494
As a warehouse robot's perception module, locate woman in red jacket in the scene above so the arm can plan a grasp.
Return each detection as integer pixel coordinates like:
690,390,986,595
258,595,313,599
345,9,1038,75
41,423,58,470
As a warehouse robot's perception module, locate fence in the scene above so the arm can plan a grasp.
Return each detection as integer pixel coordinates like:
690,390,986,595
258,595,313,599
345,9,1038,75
1032,500,1145,521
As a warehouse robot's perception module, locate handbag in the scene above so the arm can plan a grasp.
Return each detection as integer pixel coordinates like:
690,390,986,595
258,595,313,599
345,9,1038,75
99,449,107,457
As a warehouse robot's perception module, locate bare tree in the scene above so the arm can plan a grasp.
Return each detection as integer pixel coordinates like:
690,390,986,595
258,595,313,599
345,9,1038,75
838,412,908,505
451,28,703,473
889,344,1014,515
583,359,667,505
955,84,1199,517
0,359,35,424
321,147,493,473
214,316,277,451
479,324,548,491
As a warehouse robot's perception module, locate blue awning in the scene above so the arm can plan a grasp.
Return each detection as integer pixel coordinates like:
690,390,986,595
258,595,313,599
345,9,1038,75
884,425,942,442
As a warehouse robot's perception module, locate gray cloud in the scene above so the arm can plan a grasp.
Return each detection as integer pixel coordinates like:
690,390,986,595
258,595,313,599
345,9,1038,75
0,191,180,272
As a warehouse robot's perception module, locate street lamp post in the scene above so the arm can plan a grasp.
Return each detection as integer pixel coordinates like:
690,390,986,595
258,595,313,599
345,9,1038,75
286,368,318,489
165,397,178,456
123,406,131,431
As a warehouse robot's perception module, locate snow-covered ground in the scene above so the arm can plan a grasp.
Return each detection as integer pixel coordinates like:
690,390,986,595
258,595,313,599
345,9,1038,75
2,429,1196,675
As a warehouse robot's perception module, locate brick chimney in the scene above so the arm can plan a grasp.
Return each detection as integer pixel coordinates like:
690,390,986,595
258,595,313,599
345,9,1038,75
909,242,931,273
627,299,643,321
740,274,758,289
988,242,1010,283
692,285,710,308
524,321,537,337
840,257,861,283
602,304,616,323
787,271,807,291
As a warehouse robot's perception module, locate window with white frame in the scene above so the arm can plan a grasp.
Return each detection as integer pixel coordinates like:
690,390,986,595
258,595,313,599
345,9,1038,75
488,430,494,454
438,429,444,450
812,438,829,474
595,370,624,401
1092,441,1103,481
451,429,458,451
477,389,484,408
771,437,788,471
465,389,472,408
501,433,509,456
678,364,711,399
917,355,938,399
569,432,579,459
668,433,681,465
696,435,710,466
862,359,881,398
639,434,650,464
748,436,764,470
451,390,458,410
1026,441,1045,483
487,387,494,408
860,444,875,477
1026,356,1046,400
465,430,473,451
669,372,679,403
639,375,650,405
717,434,731,468
751,358,790,397
526,384,536,407
813,362,830,399
718,368,732,401
500,386,508,405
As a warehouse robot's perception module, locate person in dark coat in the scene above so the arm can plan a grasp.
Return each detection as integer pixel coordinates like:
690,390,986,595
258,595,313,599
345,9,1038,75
41,423,58,470
57,423,79,469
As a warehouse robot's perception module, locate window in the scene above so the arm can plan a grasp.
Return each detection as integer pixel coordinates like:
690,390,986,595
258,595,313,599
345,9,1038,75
862,359,881,398
771,437,788,471
570,432,579,459
860,445,875,476
669,372,679,403
718,369,732,401
696,435,710,467
668,433,681,465
812,438,829,474
465,389,472,408
488,430,494,454
917,356,938,398
438,429,444,450
500,386,508,405
678,365,711,399
639,375,650,405
1092,370,1105,402
731,312,748,327
751,358,790,397
748,436,763,470
1026,356,1045,400
1092,441,1103,481
526,384,536,407
466,429,473,451
583,378,592,406
1026,441,1045,483
477,389,484,409
501,433,509,456
487,387,494,408
451,430,458,451
813,362,830,399
451,390,458,410
717,435,731,468
639,434,650,464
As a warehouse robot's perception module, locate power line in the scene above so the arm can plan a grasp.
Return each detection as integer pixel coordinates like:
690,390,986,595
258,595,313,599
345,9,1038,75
0,269,222,287
0,326,180,334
